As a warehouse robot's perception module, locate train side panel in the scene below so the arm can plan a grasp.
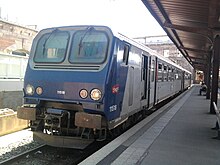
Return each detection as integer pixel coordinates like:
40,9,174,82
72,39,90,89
155,58,183,103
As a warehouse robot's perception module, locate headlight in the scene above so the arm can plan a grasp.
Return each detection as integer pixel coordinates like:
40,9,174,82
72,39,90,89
90,89,102,101
25,84,35,95
79,89,88,99
36,87,43,95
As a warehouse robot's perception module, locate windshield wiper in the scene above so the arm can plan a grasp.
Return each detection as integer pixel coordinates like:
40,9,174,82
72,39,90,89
42,28,59,55
78,26,94,55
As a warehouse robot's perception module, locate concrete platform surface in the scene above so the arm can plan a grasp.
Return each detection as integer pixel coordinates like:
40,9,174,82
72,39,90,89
80,85,220,165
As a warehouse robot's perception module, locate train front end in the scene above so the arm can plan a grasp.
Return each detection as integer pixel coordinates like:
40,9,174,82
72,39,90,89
17,26,115,149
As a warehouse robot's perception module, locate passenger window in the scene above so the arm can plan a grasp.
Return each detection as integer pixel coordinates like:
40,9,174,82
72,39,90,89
168,66,171,72
185,74,190,80
168,66,172,81
171,68,175,81
158,63,162,71
175,70,179,80
175,74,178,80
164,65,167,71
158,63,163,81
163,65,168,81
151,60,155,82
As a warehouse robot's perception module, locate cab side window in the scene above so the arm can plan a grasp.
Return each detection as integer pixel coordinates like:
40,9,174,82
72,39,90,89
123,45,129,65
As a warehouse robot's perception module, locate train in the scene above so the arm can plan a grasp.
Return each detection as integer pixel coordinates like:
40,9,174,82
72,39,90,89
17,25,191,149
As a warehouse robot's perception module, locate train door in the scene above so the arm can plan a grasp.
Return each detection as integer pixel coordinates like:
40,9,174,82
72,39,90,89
114,40,131,118
128,46,141,113
128,66,134,106
149,56,156,108
141,54,148,101
182,71,185,91
121,42,131,114
119,42,141,116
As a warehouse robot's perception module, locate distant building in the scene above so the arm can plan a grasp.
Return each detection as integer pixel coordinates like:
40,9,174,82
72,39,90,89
0,18,38,54
134,35,194,73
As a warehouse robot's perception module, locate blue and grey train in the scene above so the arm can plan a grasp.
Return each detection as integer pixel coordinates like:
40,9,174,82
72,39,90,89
17,25,191,149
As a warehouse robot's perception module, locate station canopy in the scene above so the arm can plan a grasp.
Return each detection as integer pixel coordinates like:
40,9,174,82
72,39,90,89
142,0,220,71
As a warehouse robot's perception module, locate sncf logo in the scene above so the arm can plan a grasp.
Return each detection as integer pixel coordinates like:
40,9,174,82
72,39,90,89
112,84,119,94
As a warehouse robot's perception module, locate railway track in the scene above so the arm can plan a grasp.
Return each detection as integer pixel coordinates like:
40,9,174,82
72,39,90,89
0,144,45,165
1,141,109,165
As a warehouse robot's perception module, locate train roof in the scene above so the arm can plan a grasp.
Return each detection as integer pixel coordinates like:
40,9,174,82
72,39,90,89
38,25,191,74
113,30,191,74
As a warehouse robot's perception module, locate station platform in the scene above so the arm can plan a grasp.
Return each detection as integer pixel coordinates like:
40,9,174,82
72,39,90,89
79,85,220,165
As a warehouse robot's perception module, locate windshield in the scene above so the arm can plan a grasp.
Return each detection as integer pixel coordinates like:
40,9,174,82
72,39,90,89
69,30,108,64
34,31,69,63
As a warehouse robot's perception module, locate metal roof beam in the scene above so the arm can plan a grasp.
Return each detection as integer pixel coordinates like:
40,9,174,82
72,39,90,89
164,21,212,36
179,46,210,54
192,61,205,65
189,56,207,61
164,21,213,44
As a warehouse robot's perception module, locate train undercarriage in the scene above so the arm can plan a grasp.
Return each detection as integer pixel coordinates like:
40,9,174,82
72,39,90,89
17,101,146,149
18,101,109,148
